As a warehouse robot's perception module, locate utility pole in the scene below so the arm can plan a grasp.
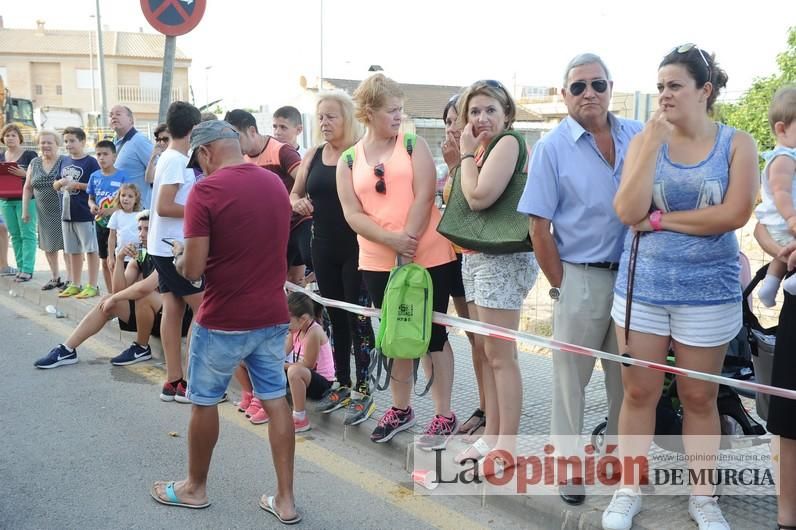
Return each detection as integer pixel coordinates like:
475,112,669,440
319,0,324,90
95,0,108,127
204,65,212,109
88,19,96,114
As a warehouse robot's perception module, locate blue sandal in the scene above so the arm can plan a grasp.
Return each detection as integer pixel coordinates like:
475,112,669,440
150,481,210,509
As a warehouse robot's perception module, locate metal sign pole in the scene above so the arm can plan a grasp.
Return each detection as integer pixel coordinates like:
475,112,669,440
158,36,176,124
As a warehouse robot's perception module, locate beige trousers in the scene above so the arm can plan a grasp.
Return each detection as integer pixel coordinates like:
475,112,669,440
550,262,624,456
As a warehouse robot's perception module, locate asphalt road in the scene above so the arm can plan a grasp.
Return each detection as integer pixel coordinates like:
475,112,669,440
0,293,530,530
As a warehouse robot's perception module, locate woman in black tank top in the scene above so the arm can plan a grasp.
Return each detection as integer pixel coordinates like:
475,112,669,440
290,92,373,397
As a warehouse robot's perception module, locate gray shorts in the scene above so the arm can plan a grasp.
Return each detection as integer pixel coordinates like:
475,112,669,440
462,251,538,310
62,221,98,254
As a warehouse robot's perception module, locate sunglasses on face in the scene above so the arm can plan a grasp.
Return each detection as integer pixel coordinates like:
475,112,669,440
568,79,609,96
672,43,711,73
374,163,386,194
155,136,169,143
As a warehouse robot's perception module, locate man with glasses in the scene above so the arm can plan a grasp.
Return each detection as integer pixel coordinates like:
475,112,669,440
109,105,154,208
518,53,643,505
145,124,171,188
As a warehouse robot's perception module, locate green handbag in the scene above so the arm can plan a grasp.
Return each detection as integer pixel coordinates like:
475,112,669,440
436,129,533,254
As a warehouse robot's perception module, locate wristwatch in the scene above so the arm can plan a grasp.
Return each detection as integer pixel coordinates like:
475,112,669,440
549,287,561,301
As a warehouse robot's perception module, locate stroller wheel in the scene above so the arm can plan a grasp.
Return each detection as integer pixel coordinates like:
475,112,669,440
590,420,608,454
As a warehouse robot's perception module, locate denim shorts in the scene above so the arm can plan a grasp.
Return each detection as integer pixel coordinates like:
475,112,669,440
187,322,289,406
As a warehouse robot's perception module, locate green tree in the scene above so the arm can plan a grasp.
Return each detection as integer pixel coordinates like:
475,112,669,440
719,26,796,152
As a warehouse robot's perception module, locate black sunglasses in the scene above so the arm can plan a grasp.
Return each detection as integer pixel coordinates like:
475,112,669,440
374,163,386,194
155,136,169,143
568,79,609,96
481,79,506,91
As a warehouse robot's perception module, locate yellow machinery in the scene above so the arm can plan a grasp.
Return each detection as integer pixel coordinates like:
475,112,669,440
0,75,37,143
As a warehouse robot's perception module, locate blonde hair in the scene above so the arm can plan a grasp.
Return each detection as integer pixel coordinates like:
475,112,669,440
37,130,60,146
116,183,142,212
313,90,361,147
352,73,404,125
769,85,796,130
456,80,517,131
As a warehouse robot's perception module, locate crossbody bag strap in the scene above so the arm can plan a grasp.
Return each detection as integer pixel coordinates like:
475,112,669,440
624,232,642,346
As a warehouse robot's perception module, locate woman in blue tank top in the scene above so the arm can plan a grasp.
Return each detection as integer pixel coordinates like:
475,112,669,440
602,46,759,530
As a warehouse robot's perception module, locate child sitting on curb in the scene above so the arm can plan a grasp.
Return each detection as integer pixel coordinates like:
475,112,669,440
284,292,335,432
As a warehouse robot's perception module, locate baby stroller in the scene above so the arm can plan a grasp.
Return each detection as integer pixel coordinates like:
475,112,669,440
741,263,778,420
590,356,766,455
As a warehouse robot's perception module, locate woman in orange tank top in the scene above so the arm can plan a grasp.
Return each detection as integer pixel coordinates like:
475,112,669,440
337,73,459,446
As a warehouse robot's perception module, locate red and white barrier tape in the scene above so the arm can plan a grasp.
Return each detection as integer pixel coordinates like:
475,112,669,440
285,282,796,401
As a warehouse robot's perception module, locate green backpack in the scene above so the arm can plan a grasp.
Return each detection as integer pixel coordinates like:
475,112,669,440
369,261,435,396
343,133,416,169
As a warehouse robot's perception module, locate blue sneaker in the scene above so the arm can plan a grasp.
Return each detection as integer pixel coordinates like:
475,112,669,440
35,345,78,369
111,342,152,366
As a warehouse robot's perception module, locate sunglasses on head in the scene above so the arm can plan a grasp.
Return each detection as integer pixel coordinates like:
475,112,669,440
482,79,505,89
374,163,386,194
568,79,609,96
672,43,711,73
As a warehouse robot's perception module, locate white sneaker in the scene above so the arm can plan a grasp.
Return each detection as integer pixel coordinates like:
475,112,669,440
602,488,642,530
688,496,730,530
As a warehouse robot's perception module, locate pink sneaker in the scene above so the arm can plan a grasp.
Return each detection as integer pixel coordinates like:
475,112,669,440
237,391,253,412
244,398,262,418
250,407,270,425
293,414,311,433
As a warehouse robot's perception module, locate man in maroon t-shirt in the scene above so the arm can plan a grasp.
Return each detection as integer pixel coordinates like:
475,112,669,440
150,120,300,524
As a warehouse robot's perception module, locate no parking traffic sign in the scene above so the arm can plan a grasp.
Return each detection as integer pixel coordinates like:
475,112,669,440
140,0,206,37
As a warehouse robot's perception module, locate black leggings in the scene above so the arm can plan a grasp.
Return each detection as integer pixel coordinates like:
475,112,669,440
362,260,457,353
311,236,373,387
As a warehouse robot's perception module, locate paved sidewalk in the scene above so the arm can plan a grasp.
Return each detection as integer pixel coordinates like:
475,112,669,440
4,249,779,529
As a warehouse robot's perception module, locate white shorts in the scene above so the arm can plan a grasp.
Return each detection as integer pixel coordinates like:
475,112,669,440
611,294,741,348
766,226,795,247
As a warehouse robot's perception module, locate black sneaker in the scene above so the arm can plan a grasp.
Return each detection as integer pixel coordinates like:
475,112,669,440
41,277,64,291
316,386,351,413
355,379,371,396
344,394,376,426
370,406,415,443
34,344,78,369
111,342,152,366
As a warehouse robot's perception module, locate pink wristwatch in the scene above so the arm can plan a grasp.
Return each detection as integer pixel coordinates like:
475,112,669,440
649,210,663,231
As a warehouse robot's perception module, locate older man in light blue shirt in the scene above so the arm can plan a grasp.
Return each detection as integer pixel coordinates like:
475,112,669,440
110,105,154,208
517,53,642,506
